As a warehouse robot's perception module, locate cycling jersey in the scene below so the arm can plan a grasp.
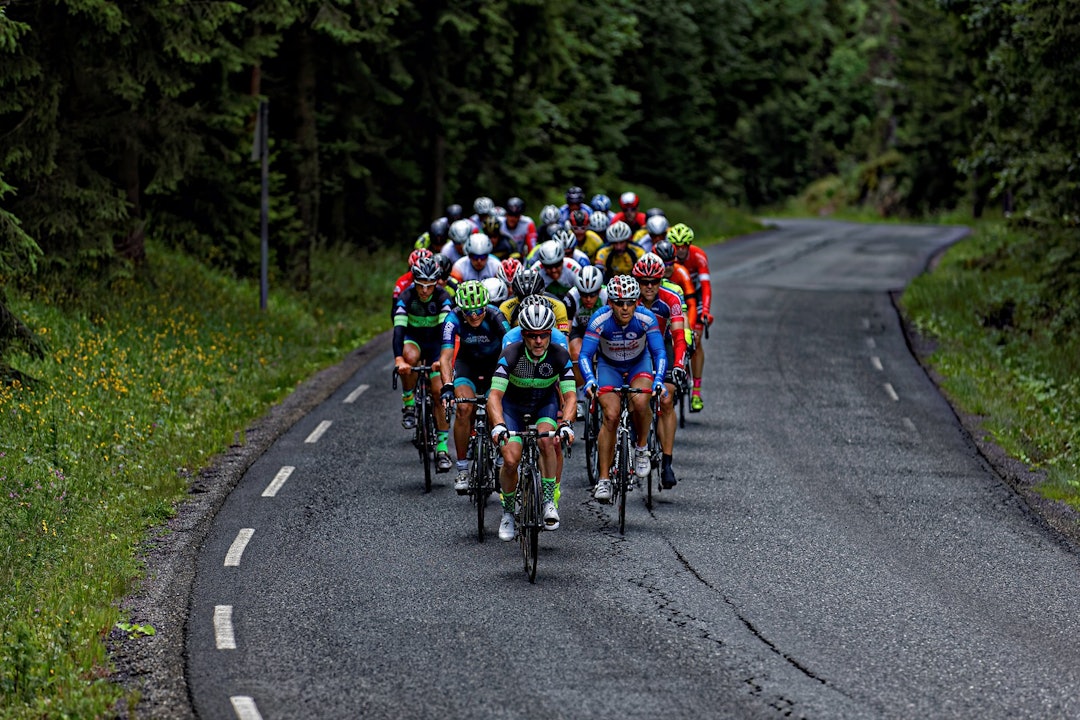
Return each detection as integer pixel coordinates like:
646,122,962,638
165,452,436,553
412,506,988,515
666,263,698,327
611,210,647,235
449,254,501,286
503,215,538,256
392,270,414,302
678,245,713,323
641,286,687,369
594,243,646,281
557,204,592,224
393,284,453,360
438,240,466,264
498,295,571,334
491,341,576,420
578,305,667,388
563,287,608,340
442,305,509,392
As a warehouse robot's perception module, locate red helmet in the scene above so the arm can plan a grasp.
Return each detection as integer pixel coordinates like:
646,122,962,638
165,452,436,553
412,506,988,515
632,253,665,280
408,247,434,267
619,191,639,211
499,257,522,284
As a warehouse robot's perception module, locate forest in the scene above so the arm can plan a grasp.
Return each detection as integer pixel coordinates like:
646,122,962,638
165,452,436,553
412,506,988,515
0,0,1077,334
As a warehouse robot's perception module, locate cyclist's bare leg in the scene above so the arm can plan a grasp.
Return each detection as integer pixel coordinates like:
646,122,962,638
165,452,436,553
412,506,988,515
499,441,523,494
691,329,705,391
537,422,558,477
400,343,420,394
452,384,476,461
630,375,653,442
659,382,677,453
569,338,584,387
597,391,621,479
429,363,449,432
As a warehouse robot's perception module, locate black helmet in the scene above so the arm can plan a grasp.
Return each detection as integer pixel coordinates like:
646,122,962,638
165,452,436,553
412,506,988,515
511,267,545,299
412,255,442,282
445,204,464,222
566,186,585,204
653,238,676,263
432,252,452,280
429,217,449,243
505,197,525,215
645,207,666,219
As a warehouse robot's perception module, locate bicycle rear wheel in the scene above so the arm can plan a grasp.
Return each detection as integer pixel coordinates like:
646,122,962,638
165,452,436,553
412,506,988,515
418,388,433,493
519,464,540,582
472,437,494,542
617,428,630,535
585,402,600,487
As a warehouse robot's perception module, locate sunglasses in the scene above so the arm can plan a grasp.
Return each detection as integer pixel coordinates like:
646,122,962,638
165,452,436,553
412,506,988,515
523,331,551,340
637,278,661,286
416,281,437,289
611,299,637,308
468,254,488,262
464,307,486,317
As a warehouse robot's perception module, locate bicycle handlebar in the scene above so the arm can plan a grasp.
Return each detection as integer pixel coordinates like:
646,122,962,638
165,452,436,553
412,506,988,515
391,363,435,390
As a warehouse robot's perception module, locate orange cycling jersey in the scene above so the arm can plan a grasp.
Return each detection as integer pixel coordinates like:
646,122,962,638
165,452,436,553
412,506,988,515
678,245,712,323
667,263,698,328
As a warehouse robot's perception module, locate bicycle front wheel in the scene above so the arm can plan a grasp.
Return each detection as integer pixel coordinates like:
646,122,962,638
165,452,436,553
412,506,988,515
617,427,630,535
519,465,540,582
585,404,600,487
418,390,433,493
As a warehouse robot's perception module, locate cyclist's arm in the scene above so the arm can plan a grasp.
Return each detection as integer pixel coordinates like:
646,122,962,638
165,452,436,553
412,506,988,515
578,331,600,388
439,315,459,387
646,321,668,383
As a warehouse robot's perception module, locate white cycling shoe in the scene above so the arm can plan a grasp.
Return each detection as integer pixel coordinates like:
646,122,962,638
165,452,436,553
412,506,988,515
634,447,651,478
543,501,560,530
594,478,612,503
498,513,515,541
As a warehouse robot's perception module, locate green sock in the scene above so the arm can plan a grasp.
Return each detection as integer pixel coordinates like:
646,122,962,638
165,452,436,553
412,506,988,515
501,491,516,513
543,478,556,504
437,430,448,453
402,390,414,406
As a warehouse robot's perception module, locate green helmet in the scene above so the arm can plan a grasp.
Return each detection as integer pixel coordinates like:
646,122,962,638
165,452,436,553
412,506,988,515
456,280,489,312
668,223,695,246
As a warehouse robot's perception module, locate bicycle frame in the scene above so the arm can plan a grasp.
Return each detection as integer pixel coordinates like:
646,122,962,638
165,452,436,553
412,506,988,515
392,363,436,492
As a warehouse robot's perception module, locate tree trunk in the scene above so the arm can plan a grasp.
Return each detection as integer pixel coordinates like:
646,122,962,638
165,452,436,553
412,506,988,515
292,26,318,292
116,139,146,264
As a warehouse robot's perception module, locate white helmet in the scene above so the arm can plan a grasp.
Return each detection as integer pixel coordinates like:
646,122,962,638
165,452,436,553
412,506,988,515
449,219,473,245
646,215,669,236
589,212,610,234
481,276,509,305
464,233,493,256
606,221,632,243
552,228,576,252
535,239,565,267
539,204,560,225
518,300,556,332
576,265,605,294
473,196,495,215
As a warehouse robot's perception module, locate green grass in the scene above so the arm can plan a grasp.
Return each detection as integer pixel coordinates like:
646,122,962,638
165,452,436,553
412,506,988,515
0,240,399,718
900,221,1080,501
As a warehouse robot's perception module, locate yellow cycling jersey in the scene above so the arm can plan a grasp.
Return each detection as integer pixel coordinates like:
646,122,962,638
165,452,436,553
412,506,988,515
499,295,571,334
578,230,604,261
594,242,646,279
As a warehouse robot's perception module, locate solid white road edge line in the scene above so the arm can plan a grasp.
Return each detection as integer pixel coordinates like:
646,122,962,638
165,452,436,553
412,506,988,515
230,696,264,720
224,529,255,567
262,466,295,497
214,605,236,650
305,420,332,444
344,383,370,403
884,383,900,402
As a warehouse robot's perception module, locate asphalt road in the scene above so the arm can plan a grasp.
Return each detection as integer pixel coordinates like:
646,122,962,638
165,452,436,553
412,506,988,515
186,220,1080,719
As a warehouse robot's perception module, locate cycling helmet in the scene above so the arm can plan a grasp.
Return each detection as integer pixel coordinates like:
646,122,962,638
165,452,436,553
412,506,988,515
606,221,632,243
518,301,557,332
645,215,669,236
668,222,695,246
429,217,449,244
413,233,431,251
653,238,676,263
589,211,610,234
539,204,560,226
518,293,549,310
536,239,565,267
481,214,502,235
455,280,489,312
567,209,589,229
565,186,585,204
632,252,665,280
645,207,666,219
433,252,453,280
607,274,641,301
505,197,525,215
412,255,442,283
449,218,473,245
576,265,605,294
473,196,495,215
464,233,494,257
511,267,545,298
408,247,433,267
554,228,577,252
445,203,464,222
590,194,611,212
498,257,522,284
544,222,562,239
482,276,509,305
619,191,639,211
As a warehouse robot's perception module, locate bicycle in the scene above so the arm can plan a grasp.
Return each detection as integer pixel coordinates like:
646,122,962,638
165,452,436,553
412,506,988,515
392,363,437,493
604,385,654,535
584,393,602,488
644,394,662,510
452,397,498,542
505,421,570,583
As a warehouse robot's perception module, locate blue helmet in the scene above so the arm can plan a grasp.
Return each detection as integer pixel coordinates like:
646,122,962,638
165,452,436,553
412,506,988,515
590,194,611,213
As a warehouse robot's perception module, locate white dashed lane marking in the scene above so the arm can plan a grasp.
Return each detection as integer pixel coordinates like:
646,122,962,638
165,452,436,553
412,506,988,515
305,420,332,444
231,696,264,720
214,605,236,650
262,466,295,497
871,356,883,371
884,383,899,402
344,383,370,404
224,529,255,567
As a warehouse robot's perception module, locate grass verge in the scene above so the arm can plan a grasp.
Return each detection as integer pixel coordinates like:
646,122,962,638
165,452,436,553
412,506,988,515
900,221,1080,503
0,240,399,718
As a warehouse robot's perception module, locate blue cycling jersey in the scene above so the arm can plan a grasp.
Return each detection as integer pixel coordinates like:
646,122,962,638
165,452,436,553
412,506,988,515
578,305,667,387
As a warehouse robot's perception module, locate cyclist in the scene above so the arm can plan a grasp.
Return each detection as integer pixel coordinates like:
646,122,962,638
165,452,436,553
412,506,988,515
653,239,699,331
469,196,497,231
497,257,522,286
594,221,646,282
566,209,603,260
557,226,592,269
529,239,580,300
669,223,713,412
440,218,473,264
481,276,510,306
438,281,510,493
488,302,577,539
502,197,537,257
632,253,688,489
536,204,561,244
564,265,608,410
589,193,616,223
448,233,501,295
611,191,647,235
414,217,449,251
578,275,667,503
558,185,592,224
393,255,455,472
499,267,571,334
634,214,668,254
586,211,611,262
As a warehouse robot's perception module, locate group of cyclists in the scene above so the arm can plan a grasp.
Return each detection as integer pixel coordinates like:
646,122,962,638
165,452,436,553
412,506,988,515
392,187,713,542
